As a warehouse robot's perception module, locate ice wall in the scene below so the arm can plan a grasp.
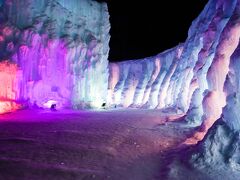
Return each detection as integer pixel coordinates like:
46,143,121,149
107,0,217,112
108,0,235,115
108,0,240,171
106,4,240,165
108,45,183,109
0,0,110,109
108,0,240,128
156,0,240,173
190,11,240,169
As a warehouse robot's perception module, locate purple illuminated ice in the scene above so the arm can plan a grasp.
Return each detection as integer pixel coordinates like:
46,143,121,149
0,0,110,109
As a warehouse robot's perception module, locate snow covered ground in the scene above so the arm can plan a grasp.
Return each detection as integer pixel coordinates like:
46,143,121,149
0,109,194,180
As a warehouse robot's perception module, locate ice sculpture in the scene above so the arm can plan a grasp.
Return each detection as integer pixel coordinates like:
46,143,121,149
0,0,110,110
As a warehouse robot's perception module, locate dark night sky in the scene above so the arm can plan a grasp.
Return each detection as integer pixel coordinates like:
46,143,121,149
98,1,209,62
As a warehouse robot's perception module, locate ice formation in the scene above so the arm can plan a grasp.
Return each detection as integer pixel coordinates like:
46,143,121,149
1,0,240,173
107,0,240,172
107,0,239,127
0,0,110,111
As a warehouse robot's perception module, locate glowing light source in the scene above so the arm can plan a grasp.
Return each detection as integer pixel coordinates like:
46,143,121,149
0,101,20,114
0,61,21,114
43,100,58,109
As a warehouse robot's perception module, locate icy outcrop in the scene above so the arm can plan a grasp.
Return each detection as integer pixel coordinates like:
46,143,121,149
190,120,240,170
224,46,240,131
0,0,110,109
191,16,240,168
168,0,240,173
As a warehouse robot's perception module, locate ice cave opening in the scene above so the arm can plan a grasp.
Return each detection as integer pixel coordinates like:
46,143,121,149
1,0,240,179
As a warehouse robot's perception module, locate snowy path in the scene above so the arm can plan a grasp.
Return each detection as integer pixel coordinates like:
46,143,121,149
0,109,194,180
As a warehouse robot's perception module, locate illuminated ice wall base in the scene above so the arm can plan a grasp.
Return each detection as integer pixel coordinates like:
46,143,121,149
0,61,21,114
0,0,110,111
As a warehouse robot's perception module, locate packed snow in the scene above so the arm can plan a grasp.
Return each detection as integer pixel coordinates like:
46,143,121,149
0,109,193,179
